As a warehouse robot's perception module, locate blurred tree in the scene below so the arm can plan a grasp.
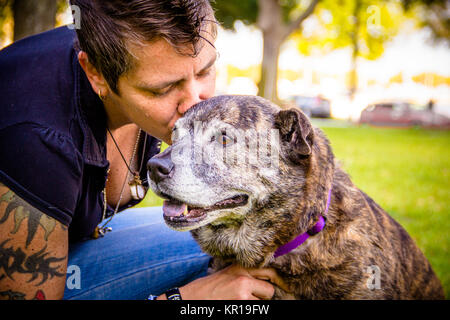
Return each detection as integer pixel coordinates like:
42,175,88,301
294,0,402,99
213,0,320,103
401,0,449,42
0,0,12,45
412,72,450,87
389,72,403,84
0,0,68,44
227,64,261,85
13,0,57,41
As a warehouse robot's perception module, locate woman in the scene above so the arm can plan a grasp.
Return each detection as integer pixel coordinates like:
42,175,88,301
0,0,284,300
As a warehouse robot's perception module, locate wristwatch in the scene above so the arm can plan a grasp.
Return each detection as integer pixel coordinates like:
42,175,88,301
147,287,182,300
165,287,182,300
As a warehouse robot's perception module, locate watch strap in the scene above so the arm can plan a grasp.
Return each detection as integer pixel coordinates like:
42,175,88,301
165,287,182,300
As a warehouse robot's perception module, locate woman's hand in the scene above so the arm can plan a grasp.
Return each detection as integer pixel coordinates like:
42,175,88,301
158,264,289,300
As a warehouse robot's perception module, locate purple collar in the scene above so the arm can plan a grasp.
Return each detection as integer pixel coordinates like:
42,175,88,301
273,188,332,258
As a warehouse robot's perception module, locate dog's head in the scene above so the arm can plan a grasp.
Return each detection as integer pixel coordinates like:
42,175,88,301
147,95,328,235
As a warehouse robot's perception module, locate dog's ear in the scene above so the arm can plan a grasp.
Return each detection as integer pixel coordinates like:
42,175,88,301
274,108,314,158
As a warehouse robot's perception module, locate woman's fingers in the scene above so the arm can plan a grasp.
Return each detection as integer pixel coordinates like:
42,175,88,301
247,267,291,293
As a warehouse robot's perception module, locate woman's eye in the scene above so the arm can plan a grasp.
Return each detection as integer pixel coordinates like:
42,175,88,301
150,90,168,97
148,86,173,97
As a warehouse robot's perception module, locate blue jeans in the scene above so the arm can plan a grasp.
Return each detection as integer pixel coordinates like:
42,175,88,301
63,206,211,300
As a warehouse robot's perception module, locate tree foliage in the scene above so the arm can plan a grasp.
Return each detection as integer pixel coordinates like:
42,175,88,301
294,0,403,60
401,0,449,42
213,0,258,30
213,0,305,30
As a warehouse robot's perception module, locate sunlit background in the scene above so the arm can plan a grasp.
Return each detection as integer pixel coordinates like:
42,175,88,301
216,20,450,121
2,1,448,123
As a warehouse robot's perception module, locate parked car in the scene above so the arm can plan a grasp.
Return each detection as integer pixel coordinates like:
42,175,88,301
359,101,450,128
289,95,331,118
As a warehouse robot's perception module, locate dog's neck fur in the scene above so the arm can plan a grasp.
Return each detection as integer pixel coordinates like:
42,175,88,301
261,128,336,264
297,128,335,233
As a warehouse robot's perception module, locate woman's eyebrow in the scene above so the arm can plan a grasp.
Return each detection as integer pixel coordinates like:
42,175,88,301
198,53,217,74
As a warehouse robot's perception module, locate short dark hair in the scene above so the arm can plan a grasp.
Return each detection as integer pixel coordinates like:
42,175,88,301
70,0,217,94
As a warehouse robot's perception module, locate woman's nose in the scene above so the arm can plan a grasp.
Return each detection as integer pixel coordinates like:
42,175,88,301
177,80,212,115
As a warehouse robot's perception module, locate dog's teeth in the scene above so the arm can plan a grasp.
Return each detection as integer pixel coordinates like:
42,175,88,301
183,205,188,216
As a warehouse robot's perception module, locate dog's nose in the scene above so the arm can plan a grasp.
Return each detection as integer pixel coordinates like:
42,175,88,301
147,148,174,184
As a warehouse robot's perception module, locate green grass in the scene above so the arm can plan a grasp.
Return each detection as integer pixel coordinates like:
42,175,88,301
138,124,450,298
321,124,450,298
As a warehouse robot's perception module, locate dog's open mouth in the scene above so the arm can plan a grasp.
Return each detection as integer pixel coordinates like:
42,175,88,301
162,194,249,228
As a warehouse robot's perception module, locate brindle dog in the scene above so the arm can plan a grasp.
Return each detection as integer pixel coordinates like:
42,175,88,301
148,95,444,299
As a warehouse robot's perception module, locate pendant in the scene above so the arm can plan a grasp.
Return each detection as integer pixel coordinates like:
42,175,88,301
92,226,112,239
129,173,146,200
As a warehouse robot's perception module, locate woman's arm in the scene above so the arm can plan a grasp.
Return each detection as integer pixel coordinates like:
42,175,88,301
0,182,68,300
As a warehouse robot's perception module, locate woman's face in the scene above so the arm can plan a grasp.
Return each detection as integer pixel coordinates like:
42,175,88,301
105,35,217,144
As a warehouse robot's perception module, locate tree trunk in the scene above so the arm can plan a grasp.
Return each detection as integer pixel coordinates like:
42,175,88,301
260,32,284,103
257,0,319,103
349,0,361,100
13,0,57,41
257,0,284,103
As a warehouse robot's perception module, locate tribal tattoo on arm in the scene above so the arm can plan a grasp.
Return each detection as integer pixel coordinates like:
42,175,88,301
0,182,68,300
0,289,46,300
0,189,58,247
0,239,66,284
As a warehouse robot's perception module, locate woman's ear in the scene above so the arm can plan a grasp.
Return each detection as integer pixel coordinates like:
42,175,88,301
77,51,108,96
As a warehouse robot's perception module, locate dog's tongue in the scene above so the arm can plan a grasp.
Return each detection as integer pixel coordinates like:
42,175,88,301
163,200,186,217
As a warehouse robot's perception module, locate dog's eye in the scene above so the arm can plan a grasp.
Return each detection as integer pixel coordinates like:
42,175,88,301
216,132,234,146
